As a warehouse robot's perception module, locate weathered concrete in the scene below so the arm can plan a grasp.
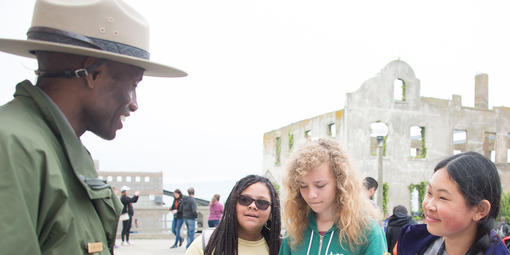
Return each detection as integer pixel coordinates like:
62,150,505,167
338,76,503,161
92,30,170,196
264,60,510,216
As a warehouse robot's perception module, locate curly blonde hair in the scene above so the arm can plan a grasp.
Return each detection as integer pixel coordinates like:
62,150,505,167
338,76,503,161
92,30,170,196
283,138,378,249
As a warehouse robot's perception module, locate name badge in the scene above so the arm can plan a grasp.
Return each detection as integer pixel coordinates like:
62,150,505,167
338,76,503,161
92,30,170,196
87,242,103,253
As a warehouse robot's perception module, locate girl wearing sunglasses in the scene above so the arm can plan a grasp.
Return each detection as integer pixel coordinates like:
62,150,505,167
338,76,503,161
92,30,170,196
185,175,281,255
280,138,387,254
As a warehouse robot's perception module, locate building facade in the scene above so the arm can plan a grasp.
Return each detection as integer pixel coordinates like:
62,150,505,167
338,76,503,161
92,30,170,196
263,60,510,215
97,171,169,237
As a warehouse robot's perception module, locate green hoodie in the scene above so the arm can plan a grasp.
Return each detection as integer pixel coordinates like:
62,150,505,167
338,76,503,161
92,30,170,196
279,213,388,255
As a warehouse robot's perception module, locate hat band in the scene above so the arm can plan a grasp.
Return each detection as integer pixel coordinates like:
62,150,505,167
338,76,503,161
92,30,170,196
27,26,150,60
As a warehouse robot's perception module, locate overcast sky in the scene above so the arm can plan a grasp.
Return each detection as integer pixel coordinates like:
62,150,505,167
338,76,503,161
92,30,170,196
1,0,510,195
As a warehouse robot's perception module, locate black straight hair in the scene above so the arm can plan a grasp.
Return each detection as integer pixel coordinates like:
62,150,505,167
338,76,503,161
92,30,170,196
434,151,501,253
204,175,281,255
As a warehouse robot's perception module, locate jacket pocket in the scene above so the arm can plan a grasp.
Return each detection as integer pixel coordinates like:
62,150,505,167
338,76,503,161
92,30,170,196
80,175,123,253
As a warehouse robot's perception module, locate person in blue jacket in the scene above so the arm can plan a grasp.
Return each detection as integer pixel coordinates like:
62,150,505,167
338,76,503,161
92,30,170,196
397,151,510,255
279,138,387,255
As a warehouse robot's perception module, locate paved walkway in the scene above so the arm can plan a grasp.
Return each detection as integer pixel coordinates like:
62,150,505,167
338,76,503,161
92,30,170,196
114,239,187,255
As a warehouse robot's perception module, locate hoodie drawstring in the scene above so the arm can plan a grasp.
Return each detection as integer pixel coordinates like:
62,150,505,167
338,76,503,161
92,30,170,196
306,231,313,255
324,230,334,255
306,230,335,255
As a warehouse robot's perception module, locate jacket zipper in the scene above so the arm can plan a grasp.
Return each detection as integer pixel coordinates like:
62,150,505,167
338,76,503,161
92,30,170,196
318,234,323,255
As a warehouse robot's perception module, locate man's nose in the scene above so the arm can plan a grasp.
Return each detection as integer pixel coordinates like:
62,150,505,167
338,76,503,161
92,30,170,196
128,90,138,112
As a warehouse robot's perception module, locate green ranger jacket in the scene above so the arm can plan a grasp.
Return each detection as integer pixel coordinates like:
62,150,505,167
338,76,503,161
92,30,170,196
0,81,123,254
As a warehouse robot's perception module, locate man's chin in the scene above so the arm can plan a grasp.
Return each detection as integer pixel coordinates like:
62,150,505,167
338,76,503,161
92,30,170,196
92,130,117,140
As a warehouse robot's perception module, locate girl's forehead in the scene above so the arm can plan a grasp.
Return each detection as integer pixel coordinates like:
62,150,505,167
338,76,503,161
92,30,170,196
242,182,270,197
429,168,459,192
298,163,333,182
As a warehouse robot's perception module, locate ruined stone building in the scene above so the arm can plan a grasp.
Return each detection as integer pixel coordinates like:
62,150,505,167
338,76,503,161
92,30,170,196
263,60,510,215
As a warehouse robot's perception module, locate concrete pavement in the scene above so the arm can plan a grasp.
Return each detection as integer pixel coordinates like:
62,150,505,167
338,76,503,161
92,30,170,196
114,238,187,255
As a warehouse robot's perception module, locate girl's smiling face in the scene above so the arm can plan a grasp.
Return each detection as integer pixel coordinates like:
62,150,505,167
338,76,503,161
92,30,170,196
236,182,272,240
422,167,479,240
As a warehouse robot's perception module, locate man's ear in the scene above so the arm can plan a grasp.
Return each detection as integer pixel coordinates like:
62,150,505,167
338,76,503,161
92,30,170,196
473,199,491,221
81,57,103,89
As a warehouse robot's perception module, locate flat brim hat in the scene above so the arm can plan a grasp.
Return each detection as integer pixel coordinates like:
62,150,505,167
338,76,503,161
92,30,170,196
0,0,187,78
121,186,130,192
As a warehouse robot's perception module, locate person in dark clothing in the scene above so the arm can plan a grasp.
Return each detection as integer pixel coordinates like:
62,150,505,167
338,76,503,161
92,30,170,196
170,189,184,248
120,186,140,245
496,216,510,238
181,187,198,248
385,205,416,252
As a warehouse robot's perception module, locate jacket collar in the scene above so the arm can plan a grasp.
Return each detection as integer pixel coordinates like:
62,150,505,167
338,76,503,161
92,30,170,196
14,81,104,199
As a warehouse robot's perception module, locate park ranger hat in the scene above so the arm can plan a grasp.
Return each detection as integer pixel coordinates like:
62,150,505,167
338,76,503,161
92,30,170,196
0,0,187,78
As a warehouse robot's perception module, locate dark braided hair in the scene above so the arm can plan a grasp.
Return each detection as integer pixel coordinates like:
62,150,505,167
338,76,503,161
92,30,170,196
204,175,281,255
434,151,501,254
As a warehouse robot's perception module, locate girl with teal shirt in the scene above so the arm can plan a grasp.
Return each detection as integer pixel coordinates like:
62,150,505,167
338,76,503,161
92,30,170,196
279,138,388,255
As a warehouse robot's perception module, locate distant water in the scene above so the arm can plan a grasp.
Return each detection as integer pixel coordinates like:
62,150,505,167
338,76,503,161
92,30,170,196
163,179,238,205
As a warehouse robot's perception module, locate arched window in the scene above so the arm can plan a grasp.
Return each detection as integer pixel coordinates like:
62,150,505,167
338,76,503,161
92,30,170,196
410,126,426,158
393,79,406,101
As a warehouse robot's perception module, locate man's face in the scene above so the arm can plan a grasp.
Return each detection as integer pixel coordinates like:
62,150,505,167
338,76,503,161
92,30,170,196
85,61,144,140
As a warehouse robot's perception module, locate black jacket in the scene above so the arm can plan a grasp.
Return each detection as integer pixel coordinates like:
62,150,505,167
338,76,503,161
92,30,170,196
386,213,416,252
170,198,183,219
121,195,139,216
180,196,197,219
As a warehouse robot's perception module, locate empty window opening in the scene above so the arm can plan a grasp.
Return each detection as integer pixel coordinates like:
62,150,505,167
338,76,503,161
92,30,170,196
328,123,336,137
393,79,406,101
410,126,426,158
453,130,467,154
144,176,150,182
507,133,510,163
410,188,420,216
107,176,113,182
370,122,387,157
288,132,294,151
135,176,141,182
116,176,122,182
275,137,281,165
126,176,132,182
483,132,496,161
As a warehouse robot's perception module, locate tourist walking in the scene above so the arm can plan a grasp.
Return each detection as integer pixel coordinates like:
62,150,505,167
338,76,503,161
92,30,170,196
182,187,198,248
170,189,184,248
208,194,224,227
120,186,140,245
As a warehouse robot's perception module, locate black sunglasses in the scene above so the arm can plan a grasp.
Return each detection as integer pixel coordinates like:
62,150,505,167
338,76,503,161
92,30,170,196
238,195,272,210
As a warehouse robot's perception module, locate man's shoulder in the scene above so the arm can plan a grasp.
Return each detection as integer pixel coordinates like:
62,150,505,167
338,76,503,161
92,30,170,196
0,97,49,137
